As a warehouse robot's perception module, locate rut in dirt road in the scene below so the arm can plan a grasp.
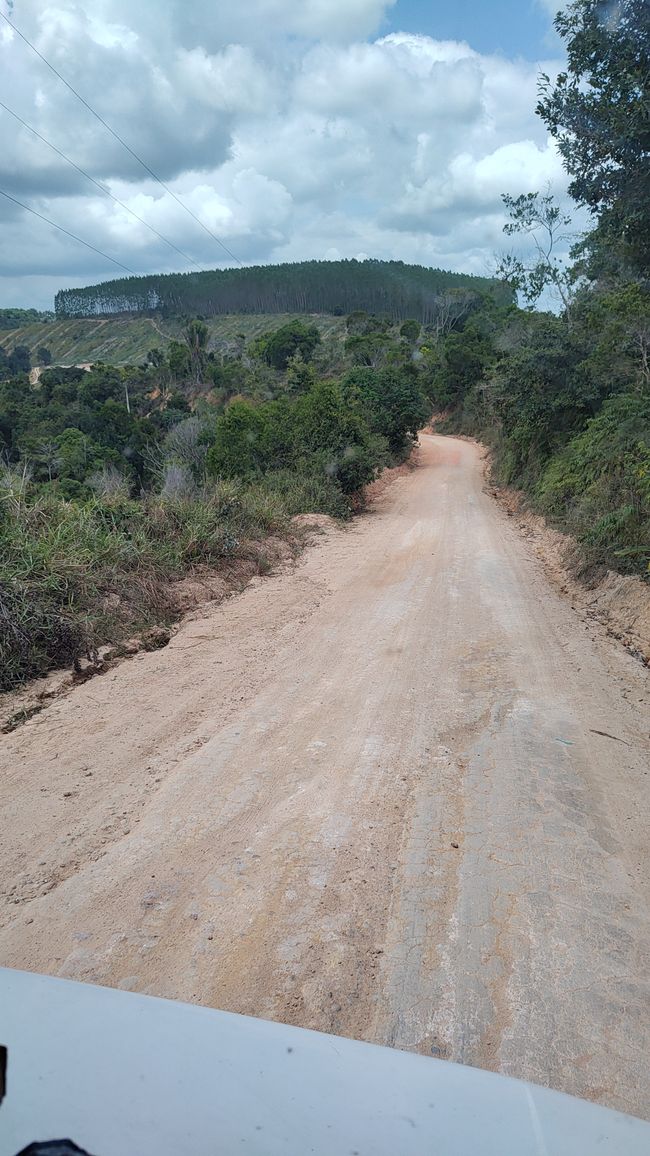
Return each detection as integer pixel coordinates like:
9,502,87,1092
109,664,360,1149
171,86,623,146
1,435,649,1119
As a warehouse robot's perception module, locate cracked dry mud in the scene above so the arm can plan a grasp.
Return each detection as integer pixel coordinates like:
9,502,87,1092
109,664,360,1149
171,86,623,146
1,434,648,1118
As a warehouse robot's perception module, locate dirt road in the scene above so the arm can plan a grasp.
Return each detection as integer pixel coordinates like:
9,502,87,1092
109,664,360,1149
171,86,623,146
1,435,649,1117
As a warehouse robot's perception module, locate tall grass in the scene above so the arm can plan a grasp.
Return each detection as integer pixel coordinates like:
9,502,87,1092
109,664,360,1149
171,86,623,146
0,470,347,691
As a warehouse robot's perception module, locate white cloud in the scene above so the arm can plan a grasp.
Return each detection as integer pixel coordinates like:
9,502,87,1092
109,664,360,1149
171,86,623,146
296,36,484,126
256,0,397,41
174,45,278,116
0,2,571,309
82,0,396,48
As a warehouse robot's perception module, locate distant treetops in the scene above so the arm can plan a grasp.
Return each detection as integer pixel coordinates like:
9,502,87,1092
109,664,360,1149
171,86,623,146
54,259,514,323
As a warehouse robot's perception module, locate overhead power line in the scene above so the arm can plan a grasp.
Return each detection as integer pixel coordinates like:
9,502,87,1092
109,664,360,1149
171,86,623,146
0,10,244,267
0,97,204,270
0,186,137,275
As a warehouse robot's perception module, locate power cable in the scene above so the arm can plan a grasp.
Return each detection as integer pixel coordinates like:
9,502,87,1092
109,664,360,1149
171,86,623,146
0,10,244,266
0,97,204,270
0,186,138,275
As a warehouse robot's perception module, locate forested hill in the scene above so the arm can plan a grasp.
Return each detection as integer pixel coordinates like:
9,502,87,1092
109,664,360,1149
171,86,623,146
55,259,513,321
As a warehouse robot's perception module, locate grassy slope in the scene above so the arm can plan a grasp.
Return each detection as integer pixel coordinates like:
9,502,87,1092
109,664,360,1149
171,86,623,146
2,314,348,367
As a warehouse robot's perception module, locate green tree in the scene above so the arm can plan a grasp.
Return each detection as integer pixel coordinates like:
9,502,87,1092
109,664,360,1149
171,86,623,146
487,314,599,484
536,391,650,573
344,367,429,452
256,321,322,371
184,319,210,384
10,345,31,375
39,366,85,404
77,365,123,407
168,341,191,383
537,0,650,272
432,324,495,410
346,310,369,333
55,428,111,482
207,400,279,478
284,350,316,395
292,382,379,494
571,281,650,393
400,319,421,343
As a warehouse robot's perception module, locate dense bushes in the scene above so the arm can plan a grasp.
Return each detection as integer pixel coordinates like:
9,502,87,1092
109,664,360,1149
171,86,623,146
0,344,31,377
253,320,321,371
343,366,432,453
430,290,650,576
0,314,433,688
535,394,650,573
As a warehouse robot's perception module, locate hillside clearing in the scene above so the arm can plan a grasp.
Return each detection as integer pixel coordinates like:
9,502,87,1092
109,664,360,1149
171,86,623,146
1,313,348,367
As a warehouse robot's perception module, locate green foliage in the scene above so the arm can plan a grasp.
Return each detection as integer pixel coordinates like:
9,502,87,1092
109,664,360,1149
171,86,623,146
346,310,369,332
0,308,53,329
55,428,115,484
489,315,602,483
0,313,348,370
254,320,322,371
284,351,317,395
429,323,496,410
536,393,650,572
207,379,390,496
1,358,158,492
0,343,31,378
167,340,191,382
0,479,292,690
292,381,381,494
55,259,513,323
537,0,650,272
438,284,650,575
344,366,429,452
343,313,396,367
400,319,421,343
0,299,441,688
249,469,351,519
569,281,650,393
207,400,286,478
183,318,210,383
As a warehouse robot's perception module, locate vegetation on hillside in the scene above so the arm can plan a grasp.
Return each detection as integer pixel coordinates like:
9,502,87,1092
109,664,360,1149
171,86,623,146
54,258,513,323
429,0,649,581
0,308,54,330
0,309,435,689
0,313,348,370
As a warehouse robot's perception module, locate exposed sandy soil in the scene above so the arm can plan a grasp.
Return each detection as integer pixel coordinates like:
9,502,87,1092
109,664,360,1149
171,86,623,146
1,434,649,1118
492,484,650,665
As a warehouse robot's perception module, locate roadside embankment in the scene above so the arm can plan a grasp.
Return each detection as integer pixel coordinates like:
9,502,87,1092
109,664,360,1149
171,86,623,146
492,485,650,665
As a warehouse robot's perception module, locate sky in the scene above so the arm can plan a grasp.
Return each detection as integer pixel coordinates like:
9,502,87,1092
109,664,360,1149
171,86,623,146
0,0,570,310
388,0,560,56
